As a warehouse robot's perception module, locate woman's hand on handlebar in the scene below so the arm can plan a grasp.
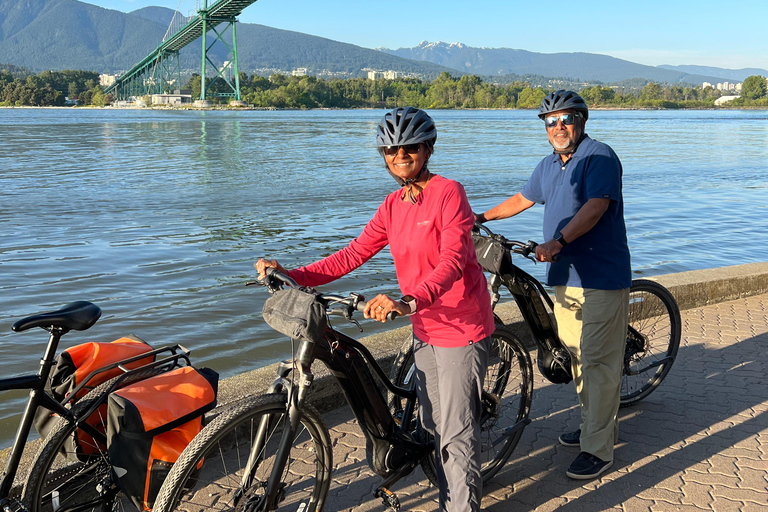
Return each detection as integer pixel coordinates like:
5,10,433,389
534,239,562,263
255,258,288,280
363,294,409,323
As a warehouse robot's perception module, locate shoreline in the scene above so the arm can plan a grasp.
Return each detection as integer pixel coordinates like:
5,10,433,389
3,105,768,112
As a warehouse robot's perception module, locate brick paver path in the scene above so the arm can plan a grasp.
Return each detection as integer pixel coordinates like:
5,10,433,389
323,293,768,511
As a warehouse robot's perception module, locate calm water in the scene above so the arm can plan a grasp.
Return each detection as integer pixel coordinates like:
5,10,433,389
1,108,767,446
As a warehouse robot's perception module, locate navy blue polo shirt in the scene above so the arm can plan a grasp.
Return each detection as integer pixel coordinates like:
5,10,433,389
521,134,631,290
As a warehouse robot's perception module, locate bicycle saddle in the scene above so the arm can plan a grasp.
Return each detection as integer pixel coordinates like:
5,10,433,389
12,301,102,332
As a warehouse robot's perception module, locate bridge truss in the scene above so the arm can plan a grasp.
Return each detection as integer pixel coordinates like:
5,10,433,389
106,0,259,102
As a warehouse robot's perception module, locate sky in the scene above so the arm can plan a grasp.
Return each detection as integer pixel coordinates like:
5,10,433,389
88,0,768,70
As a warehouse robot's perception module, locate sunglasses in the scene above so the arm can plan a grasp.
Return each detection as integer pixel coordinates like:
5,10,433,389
381,143,423,157
543,113,582,128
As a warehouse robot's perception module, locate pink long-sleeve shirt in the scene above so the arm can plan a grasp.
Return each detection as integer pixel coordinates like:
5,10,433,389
288,175,495,347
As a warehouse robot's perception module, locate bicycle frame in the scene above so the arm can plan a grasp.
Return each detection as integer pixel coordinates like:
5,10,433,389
0,327,73,500
249,325,426,510
0,328,191,504
488,264,560,351
478,225,672,385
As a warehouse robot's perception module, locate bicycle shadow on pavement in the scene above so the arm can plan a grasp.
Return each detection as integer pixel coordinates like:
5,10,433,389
483,326,768,511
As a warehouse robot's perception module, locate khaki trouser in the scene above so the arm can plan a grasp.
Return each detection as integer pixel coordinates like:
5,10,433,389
554,286,629,462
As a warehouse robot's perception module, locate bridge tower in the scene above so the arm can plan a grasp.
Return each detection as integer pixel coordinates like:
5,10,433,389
198,0,242,103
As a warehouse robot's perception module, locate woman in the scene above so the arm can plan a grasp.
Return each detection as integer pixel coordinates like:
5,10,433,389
256,107,495,512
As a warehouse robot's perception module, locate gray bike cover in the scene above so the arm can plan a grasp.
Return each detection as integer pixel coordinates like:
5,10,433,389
262,288,327,343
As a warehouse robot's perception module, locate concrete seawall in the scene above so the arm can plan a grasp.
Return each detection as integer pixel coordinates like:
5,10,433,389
217,261,768,413
4,261,768,490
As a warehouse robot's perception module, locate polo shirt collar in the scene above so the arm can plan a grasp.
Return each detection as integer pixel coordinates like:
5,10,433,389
548,133,590,167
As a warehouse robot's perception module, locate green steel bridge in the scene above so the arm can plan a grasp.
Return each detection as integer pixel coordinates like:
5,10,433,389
105,0,259,101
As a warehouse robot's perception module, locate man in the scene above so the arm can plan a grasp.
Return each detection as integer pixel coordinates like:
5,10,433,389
476,90,631,479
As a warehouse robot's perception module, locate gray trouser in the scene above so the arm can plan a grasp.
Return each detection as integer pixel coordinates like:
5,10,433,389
413,335,490,512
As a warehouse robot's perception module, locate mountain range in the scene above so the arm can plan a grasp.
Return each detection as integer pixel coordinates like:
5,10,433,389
0,0,455,78
378,41,757,85
1,0,764,86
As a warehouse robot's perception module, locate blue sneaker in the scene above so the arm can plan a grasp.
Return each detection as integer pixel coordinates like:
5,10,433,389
558,429,581,447
566,452,613,480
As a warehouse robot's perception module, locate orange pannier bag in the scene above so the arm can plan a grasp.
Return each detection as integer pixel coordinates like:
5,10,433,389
107,366,218,511
34,335,155,459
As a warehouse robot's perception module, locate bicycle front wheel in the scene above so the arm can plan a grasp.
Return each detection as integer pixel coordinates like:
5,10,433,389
389,325,533,483
620,279,682,407
22,368,167,512
152,393,332,512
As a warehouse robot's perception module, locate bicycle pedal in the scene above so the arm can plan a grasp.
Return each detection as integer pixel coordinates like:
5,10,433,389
374,487,400,511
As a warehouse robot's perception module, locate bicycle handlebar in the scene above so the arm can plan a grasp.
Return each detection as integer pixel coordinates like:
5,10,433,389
253,267,399,321
474,222,560,262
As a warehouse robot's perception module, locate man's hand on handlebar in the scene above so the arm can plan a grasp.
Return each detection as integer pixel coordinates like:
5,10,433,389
534,239,562,263
363,294,408,323
255,258,288,280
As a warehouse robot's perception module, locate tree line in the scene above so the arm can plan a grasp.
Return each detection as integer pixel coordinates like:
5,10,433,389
0,67,109,107
189,71,768,109
4,63,768,109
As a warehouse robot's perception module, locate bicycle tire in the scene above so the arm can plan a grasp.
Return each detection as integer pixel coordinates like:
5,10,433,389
388,325,533,483
152,393,332,512
22,367,168,512
620,279,682,407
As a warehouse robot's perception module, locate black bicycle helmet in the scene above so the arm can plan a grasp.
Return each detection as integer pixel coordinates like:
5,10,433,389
376,107,437,147
538,90,589,121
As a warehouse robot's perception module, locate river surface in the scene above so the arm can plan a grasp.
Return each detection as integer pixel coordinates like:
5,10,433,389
1,108,767,446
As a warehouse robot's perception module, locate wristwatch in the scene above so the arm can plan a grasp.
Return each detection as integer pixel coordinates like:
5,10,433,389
399,295,417,314
554,233,568,247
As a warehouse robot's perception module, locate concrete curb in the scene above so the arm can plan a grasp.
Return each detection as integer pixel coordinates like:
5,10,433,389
218,261,768,414
4,262,767,490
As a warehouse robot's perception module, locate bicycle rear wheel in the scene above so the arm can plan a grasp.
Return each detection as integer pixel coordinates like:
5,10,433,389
388,325,533,483
22,368,167,512
152,393,332,512
620,279,682,407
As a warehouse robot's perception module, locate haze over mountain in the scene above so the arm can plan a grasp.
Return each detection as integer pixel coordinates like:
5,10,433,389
379,41,744,85
656,65,768,83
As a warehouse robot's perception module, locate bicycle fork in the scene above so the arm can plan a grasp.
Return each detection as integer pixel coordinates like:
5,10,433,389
237,362,315,511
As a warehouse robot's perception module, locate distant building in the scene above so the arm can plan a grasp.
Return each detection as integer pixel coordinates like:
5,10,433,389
367,70,400,80
99,74,116,87
702,82,712,89
715,95,739,105
150,93,193,106
292,68,308,77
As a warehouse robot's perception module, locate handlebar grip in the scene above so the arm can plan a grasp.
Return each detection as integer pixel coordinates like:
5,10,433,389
356,302,400,321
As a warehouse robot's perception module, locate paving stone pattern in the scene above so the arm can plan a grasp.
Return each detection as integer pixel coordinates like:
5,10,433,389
322,293,768,511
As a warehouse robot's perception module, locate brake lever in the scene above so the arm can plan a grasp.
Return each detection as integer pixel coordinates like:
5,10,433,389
247,276,283,293
346,292,364,331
